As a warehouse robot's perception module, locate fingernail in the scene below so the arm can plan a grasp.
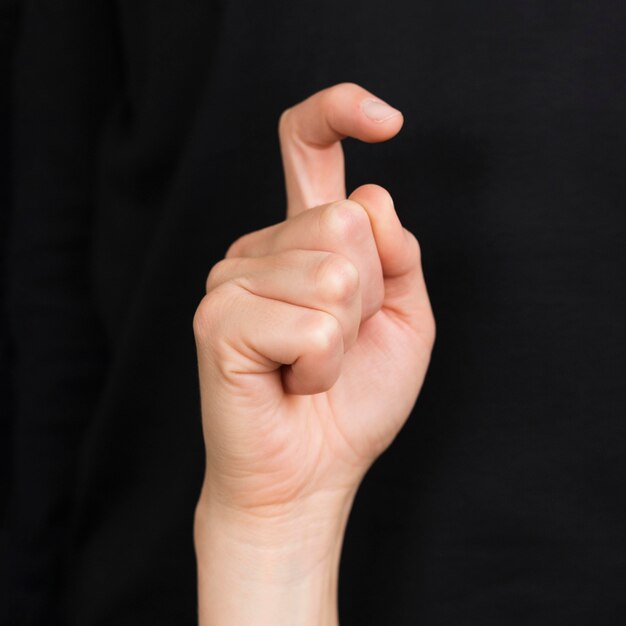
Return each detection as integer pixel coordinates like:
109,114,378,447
361,98,402,123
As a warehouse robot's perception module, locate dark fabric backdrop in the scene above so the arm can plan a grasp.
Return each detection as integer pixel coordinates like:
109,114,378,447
3,1,626,625
0,0,18,607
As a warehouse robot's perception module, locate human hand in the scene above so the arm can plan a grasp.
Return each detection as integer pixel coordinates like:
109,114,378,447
193,82,435,625
193,82,435,522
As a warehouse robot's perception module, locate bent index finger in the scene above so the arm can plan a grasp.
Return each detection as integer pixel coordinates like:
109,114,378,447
279,82,403,218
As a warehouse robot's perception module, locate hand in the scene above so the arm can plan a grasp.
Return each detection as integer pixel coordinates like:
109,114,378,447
193,82,435,626
193,83,435,521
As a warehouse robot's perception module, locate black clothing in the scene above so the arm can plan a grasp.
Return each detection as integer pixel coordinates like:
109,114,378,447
5,1,626,625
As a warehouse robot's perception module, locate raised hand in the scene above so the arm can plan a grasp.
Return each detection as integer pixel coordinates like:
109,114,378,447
193,83,436,625
194,82,435,516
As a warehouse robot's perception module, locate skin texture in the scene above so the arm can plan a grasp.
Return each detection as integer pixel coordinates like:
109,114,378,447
193,83,435,625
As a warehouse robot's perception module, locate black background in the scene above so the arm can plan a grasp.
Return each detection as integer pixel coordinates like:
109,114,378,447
2,1,626,625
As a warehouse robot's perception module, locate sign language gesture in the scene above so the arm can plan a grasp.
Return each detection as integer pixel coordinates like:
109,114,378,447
193,83,435,522
194,82,435,625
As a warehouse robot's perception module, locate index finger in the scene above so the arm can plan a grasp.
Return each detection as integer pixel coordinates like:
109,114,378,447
279,82,404,217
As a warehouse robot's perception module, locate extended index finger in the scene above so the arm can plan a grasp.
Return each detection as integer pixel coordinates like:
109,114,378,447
279,82,404,217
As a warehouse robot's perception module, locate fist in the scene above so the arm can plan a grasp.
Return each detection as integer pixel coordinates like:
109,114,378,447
193,83,435,518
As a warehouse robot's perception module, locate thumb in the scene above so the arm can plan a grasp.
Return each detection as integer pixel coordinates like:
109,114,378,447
348,184,434,330
348,184,414,278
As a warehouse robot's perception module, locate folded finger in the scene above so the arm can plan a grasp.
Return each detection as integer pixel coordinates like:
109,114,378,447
205,249,362,350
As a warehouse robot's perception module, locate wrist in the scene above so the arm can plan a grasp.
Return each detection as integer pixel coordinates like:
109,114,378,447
194,482,357,575
194,485,357,626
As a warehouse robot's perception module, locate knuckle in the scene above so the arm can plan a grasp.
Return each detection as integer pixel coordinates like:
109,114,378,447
315,253,360,303
225,232,254,259
224,241,238,259
205,258,233,292
305,311,342,355
192,284,237,345
320,200,371,244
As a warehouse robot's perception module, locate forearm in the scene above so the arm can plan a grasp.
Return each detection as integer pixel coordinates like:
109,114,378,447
194,486,357,626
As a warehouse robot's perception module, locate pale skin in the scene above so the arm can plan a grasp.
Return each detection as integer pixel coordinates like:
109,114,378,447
193,82,436,625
